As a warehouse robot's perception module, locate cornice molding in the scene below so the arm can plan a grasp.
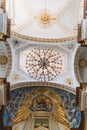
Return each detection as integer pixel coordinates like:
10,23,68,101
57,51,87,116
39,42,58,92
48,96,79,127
11,31,77,43
11,82,75,94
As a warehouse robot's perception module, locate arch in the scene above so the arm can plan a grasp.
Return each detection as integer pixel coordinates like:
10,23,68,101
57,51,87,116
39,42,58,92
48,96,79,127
11,31,76,43
5,41,12,78
11,82,75,94
74,46,82,83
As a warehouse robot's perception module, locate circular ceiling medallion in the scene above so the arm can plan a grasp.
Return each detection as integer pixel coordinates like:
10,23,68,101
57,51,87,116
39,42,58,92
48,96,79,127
37,9,52,29
40,13,51,24
25,47,65,81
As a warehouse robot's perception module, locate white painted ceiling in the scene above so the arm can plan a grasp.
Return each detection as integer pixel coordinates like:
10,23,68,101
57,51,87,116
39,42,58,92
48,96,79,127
7,36,80,89
6,0,83,39
0,0,83,90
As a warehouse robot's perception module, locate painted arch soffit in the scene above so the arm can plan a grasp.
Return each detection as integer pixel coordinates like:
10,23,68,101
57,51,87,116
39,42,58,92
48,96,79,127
0,41,12,78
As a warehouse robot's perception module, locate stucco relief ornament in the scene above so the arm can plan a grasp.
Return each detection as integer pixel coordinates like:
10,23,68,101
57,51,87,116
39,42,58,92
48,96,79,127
12,38,21,46
65,78,73,84
37,9,53,29
68,44,75,50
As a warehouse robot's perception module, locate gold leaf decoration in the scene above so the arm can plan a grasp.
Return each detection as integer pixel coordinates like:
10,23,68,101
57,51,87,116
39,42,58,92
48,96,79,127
13,88,70,128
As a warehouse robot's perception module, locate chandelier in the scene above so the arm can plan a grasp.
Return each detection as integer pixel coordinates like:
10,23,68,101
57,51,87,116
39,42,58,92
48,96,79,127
25,47,65,81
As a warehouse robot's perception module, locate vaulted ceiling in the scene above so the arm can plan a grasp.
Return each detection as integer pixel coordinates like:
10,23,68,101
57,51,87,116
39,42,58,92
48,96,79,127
0,0,84,91
6,0,83,39
7,36,80,90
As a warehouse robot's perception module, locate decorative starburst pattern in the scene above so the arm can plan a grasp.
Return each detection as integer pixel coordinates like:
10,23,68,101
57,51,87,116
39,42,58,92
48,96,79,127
37,9,52,29
24,47,65,81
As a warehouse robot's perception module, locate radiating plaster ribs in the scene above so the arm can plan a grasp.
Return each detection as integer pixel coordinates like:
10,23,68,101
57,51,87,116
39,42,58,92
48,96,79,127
54,21,74,35
13,18,34,32
55,0,72,19
18,0,36,17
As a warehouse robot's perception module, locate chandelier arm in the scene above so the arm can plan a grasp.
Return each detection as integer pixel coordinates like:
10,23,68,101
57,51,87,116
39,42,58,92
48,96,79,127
48,65,57,77
32,50,41,60
48,55,62,61
28,53,40,61
24,48,64,81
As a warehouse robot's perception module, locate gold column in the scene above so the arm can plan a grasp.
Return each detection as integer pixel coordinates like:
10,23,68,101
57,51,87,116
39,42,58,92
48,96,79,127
84,111,87,130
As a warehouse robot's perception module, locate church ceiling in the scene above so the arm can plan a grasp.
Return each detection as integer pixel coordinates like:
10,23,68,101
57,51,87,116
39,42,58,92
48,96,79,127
19,46,66,81
0,1,85,129
7,36,80,89
0,0,83,90
6,0,83,40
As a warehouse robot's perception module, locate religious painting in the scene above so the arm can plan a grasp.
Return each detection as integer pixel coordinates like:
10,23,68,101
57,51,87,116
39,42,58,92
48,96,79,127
30,95,53,112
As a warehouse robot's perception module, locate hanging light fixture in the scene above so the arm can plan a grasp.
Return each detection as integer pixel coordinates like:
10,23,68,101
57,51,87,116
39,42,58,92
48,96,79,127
25,47,65,81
